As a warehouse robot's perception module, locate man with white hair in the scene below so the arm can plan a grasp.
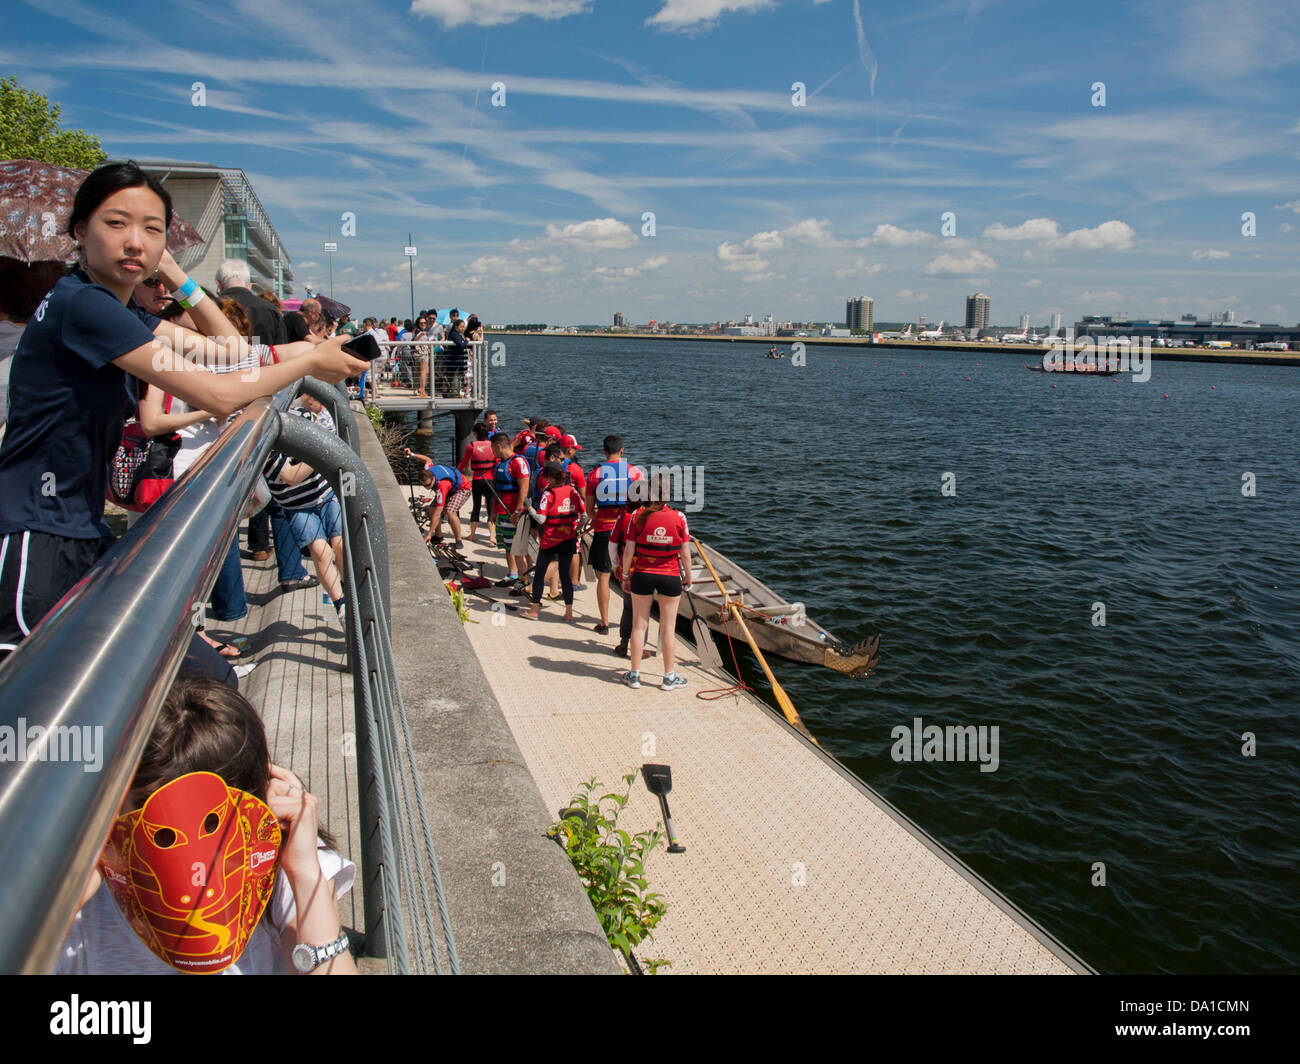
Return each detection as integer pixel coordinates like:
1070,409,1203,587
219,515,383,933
215,258,285,347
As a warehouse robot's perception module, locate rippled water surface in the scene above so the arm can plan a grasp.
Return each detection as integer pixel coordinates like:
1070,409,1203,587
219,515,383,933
450,335,1300,973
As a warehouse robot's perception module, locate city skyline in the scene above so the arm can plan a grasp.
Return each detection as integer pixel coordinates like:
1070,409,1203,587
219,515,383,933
4,0,1297,325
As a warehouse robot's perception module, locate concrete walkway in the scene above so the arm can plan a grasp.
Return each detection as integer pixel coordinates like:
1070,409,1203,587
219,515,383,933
450,530,1088,974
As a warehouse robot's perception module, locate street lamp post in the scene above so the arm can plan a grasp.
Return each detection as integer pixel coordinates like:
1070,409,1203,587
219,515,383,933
405,233,417,322
323,226,337,300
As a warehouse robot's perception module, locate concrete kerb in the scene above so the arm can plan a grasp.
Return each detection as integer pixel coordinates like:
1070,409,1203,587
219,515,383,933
354,407,621,975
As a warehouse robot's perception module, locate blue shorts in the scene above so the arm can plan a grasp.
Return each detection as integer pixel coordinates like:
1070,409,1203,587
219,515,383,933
286,494,342,547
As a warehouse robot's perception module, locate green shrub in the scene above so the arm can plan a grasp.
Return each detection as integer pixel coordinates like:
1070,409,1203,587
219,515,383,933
547,769,670,972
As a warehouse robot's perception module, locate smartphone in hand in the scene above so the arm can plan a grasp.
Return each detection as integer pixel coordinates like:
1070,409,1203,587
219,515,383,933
342,334,384,361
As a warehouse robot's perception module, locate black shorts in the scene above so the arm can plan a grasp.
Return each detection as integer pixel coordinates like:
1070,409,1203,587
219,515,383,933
590,530,613,574
630,571,682,598
0,529,115,651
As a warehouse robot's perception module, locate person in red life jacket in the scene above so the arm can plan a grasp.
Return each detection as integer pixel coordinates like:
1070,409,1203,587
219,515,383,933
609,505,654,660
457,422,497,541
403,448,469,546
522,463,587,622
488,431,531,590
620,476,691,690
584,435,644,636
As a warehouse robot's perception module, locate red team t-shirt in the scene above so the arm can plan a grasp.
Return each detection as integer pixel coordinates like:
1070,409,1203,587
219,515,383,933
535,484,586,550
630,507,690,576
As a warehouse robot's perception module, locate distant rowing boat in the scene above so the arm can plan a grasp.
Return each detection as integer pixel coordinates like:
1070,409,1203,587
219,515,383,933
1023,362,1120,376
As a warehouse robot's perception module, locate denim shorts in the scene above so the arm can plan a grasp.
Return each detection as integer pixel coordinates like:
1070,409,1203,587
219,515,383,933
286,494,342,547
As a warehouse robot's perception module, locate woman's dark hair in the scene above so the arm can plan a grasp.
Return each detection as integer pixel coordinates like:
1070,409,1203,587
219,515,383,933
404,319,415,332
0,258,66,321
126,676,337,849
472,421,488,441
67,160,173,240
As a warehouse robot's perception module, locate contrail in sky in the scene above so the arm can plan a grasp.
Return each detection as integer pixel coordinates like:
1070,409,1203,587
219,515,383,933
852,0,878,96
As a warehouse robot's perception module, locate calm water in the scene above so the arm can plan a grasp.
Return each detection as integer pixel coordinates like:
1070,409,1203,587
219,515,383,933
430,335,1300,974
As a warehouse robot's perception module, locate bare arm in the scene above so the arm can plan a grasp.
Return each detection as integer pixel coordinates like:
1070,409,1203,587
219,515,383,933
113,335,369,418
136,384,213,435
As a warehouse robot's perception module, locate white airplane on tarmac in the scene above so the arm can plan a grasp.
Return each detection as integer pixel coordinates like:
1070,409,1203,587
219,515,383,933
917,321,945,340
999,330,1030,343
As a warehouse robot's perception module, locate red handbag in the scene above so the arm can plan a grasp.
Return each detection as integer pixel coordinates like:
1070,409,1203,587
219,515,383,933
108,395,181,513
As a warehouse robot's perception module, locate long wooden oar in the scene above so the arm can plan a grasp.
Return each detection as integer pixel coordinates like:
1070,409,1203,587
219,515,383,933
694,540,817,744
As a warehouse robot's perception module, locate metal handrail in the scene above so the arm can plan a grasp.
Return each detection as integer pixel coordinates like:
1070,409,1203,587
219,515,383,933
0,383,457,973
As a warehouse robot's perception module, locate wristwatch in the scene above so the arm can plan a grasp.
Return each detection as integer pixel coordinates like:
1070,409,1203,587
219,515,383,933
291,931,350,973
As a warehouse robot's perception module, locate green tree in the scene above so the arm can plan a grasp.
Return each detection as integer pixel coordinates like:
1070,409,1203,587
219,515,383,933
0,76,107,169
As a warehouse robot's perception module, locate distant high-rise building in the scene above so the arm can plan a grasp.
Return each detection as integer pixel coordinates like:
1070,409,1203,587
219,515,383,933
1019,312,1030,332
845,296,874,332
965,293,990,331
1050,311,1062,334
613,311,624,328
1224,310,1235,324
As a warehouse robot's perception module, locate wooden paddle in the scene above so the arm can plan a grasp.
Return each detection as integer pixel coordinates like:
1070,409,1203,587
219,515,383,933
694,540,817,744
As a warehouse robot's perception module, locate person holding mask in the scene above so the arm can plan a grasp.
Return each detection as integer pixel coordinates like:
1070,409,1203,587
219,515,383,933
0,160,367,659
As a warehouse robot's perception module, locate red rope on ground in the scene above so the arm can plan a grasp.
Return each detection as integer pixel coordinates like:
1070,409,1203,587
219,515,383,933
695,599,753,701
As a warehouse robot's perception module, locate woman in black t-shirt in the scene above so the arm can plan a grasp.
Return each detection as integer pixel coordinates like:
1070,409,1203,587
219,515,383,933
0,161,368,658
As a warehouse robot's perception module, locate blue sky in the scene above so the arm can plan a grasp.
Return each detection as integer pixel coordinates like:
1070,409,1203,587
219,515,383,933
4,0,1298,326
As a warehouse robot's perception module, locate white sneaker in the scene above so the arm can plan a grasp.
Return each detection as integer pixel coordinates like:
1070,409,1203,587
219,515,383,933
622,670,641,690
661,673,687,690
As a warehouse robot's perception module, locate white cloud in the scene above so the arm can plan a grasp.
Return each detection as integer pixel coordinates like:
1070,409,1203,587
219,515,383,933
1282,222,1294,234
1056,220,1135,251
834,258,886,279
507,218,638,253
543,217,638,248
868,223,932,247
410,0,592,28
780,217,840,247
1192,248,1231,260
983,218,1061,242
646,0,775,30
1024,278,1042,287
983,217,1135,251
894,289,927,300
922,250,997,275
1078,290,1125,303
641,255,669,269
1275,200,1300,213
717,241,769,273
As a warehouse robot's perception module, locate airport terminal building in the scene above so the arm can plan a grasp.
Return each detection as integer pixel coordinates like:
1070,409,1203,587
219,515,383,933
1073,316,1300,349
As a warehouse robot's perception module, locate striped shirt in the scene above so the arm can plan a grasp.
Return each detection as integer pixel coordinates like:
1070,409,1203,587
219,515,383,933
263,451,332,511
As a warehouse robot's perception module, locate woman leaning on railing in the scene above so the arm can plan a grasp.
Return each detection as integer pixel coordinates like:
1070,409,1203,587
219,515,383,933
0,160,368,662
